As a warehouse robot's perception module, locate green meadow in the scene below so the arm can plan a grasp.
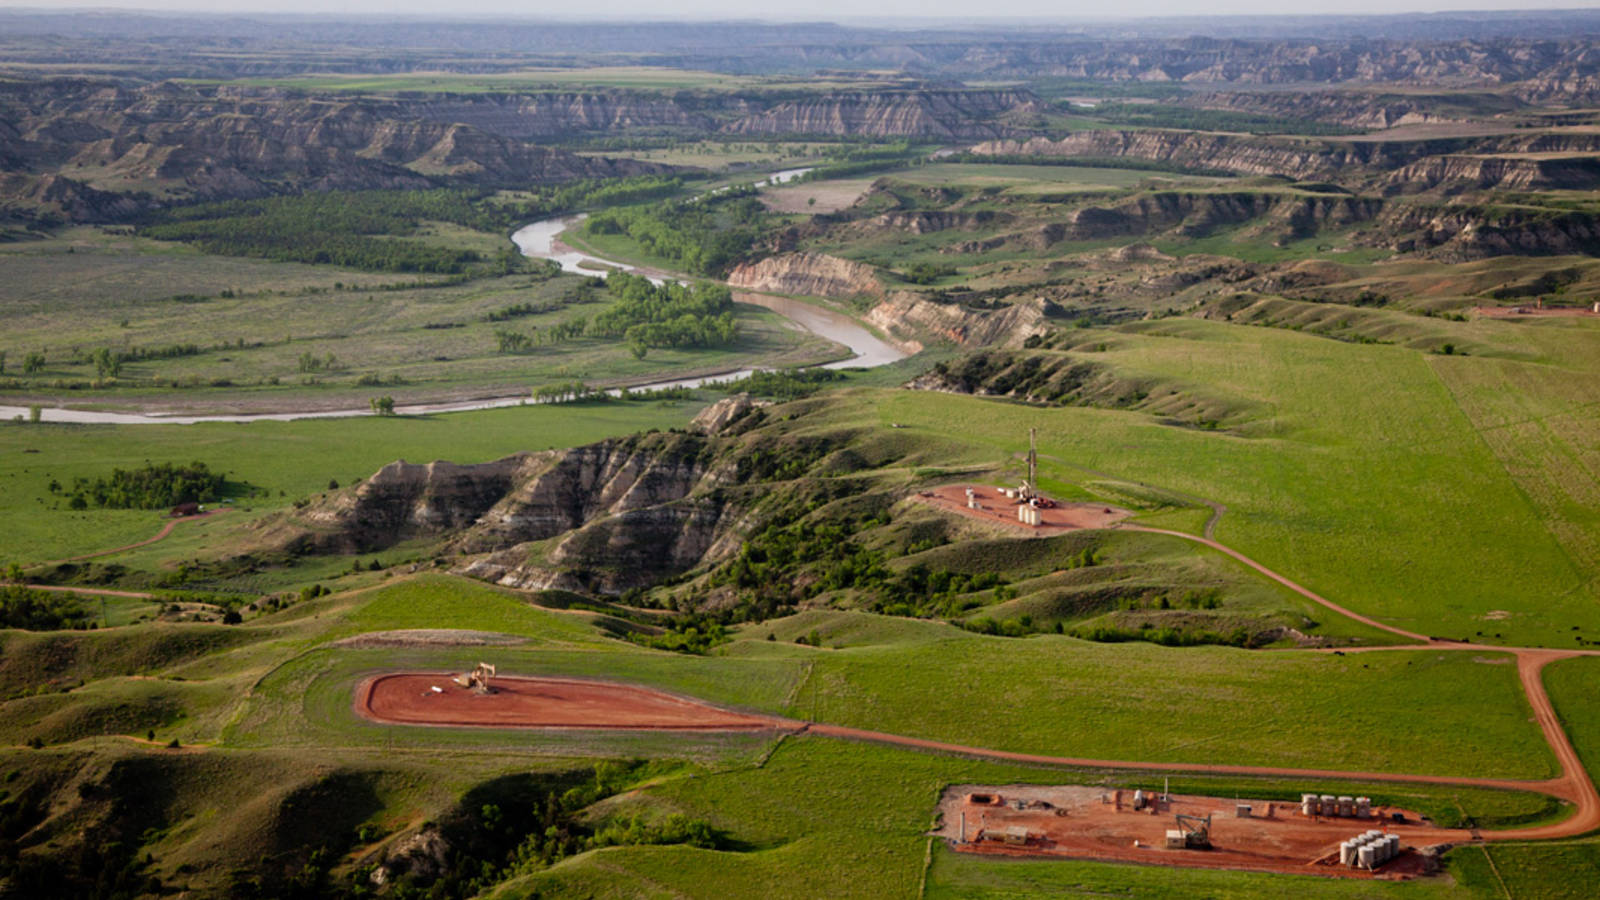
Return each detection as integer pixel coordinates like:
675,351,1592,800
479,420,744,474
0,400,704,565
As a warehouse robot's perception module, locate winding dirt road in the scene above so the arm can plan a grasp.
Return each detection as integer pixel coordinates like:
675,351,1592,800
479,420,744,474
355,514,1600,845
33,508,229,568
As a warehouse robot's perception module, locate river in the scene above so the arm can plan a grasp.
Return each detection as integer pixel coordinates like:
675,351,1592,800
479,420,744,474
1,166,905,425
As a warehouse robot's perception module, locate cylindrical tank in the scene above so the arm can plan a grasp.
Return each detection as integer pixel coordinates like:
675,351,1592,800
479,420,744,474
1358,844,1377,869
1339,840,1357,865
1356,797,1371,817
1338,796,1354,816
1321,794,1336,815
1386,834,1401,861
1302,794,1318,815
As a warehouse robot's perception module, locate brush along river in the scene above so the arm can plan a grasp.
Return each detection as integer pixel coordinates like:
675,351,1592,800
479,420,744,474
2,168,906,424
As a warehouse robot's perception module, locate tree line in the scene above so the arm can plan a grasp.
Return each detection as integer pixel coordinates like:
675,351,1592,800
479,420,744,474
137,189,495,274
582,187,767,276
493,272,740,359
56,461,226,510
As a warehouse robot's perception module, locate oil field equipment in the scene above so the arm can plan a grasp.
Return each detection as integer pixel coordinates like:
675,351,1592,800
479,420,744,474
1339,831,1400,869
453,662,497,693
1017,428,1056,508
1173,813,1212,849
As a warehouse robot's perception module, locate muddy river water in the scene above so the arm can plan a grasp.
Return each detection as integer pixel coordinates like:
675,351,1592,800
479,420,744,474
2,168,905,424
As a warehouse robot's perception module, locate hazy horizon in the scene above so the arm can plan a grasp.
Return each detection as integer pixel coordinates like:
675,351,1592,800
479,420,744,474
6,1,1600,24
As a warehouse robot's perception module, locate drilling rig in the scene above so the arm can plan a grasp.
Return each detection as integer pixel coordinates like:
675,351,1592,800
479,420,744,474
1018,428,1055,508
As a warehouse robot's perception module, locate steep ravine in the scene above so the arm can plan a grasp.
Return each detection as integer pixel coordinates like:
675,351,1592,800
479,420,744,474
284,430,741,594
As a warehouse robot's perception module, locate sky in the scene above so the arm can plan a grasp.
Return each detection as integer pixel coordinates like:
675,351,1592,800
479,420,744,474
6,1,1600,21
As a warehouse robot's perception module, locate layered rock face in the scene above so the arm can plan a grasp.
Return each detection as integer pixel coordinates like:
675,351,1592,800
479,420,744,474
289,432,742,594
404,92,729,139
719,90,1036,139
1176,91,1475,130
727,252,885,299
865,294,1051,349
970,131,1600,192
0,81,668,217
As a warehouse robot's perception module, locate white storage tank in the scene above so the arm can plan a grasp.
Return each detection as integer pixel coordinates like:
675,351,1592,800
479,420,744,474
1358,844,1377,869
1386,834,1401,860
1339,840,1357,865
1336,796,1353,816
1356,797,1371,817
1302,794,1318,815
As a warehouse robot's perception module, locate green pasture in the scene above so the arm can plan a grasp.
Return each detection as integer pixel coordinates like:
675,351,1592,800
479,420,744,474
0,566,1578,898
827,315,1596,646
0,400,703,565
215,576,1554,779
0,229,835,406
1545,655,1600,778
499,736,1555,900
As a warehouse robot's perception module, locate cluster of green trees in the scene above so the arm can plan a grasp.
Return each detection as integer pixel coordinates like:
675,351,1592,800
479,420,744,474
706,509,1031,625
793,141,921,182
583,188,767,276
57,461,225,510
493,175,684,222
138,189,493,273
361,762,718,900
718,367,843,400
591,272,739,357
632,611,730,654
493,317,587,352
899,262,957,284
0,586,94,630
531,381,607,404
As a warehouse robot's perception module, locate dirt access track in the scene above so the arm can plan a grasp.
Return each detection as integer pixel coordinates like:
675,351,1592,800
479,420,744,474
353,493,1600,876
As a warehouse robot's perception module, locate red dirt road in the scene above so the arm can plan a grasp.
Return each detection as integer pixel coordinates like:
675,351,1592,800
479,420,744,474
357,674,786,731
1118,525,1431,643
34,508,230,567
351,509,1600,864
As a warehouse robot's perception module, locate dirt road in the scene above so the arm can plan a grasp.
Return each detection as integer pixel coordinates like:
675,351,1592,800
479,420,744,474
33,508,230,568
341,489,1600,847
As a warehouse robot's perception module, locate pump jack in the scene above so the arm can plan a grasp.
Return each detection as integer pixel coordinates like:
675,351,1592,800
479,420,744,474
1174,813,1212,849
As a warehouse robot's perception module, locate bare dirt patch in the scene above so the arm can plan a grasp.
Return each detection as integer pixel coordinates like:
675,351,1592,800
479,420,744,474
761,178,876,214
934,783,1459,879
914,484,1133,535
356,673,790,731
